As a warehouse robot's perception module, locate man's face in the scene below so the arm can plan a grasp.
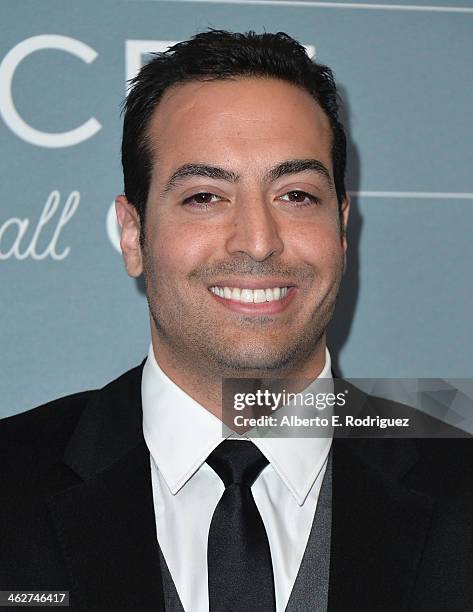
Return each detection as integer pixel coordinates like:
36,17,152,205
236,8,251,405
118,77,349,376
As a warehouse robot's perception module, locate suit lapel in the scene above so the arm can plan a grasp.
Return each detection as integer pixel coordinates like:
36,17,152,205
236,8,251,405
47,364,165,611
328,437,434,611
46,365,436,611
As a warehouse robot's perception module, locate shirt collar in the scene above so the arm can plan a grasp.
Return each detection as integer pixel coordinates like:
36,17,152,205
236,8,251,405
142,344,332,505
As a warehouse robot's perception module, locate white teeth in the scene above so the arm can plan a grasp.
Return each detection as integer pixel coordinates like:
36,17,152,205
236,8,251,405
210,286,291,304
254,289,266,303
241,289,254,303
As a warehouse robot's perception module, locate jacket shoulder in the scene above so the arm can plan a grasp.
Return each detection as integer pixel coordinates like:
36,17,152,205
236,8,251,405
0,391,95,459
0,363,144,464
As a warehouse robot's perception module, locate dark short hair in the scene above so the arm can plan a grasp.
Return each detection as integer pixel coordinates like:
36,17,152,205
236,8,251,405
122,29,347,230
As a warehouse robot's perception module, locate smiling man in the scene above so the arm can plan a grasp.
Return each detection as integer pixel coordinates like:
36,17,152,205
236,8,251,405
1,30,473,612
117,72,348,417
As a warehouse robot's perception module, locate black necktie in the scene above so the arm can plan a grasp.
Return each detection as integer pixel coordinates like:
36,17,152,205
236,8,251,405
206,440,276,612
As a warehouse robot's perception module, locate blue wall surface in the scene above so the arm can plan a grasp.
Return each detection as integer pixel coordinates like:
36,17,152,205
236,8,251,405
1,0,472,418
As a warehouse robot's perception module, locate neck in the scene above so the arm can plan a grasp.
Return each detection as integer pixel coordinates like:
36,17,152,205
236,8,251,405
150,326,329,421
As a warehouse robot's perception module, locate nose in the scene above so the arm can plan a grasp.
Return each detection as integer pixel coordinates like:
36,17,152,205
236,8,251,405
225,194,284,262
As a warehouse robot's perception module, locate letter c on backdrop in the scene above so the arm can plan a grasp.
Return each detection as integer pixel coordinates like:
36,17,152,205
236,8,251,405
0,34,102,147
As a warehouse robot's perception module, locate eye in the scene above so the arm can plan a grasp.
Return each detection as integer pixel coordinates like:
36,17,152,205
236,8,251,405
182,192,223,209
279,190,320,207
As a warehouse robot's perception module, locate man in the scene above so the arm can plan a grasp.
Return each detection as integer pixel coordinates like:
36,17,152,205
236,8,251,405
1,30,472,612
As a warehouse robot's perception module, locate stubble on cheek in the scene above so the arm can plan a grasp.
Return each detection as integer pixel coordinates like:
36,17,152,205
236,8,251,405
141,233,345,376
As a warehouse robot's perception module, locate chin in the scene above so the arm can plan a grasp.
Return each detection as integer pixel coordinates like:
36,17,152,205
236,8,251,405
206,345,304,376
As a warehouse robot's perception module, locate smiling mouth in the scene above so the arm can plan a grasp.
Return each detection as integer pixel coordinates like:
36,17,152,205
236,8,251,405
209,285,292,304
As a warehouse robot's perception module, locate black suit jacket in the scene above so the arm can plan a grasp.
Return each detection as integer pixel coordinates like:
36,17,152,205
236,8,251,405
1,363,473,611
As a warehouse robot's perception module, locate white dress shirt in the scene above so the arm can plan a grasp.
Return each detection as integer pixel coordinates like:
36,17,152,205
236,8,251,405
142,345,333,612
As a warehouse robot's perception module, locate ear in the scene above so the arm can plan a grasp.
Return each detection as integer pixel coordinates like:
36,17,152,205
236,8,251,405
115,195,143,277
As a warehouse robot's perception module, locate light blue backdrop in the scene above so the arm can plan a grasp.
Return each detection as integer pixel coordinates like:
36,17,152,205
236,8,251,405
1,0,472,418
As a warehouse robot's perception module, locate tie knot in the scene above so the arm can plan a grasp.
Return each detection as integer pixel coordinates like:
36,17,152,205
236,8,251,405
206,440,269,487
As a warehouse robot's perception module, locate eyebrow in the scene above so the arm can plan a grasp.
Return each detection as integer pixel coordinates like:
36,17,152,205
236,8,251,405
160,164,239,197
265,159,334,191
160,158,334,197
